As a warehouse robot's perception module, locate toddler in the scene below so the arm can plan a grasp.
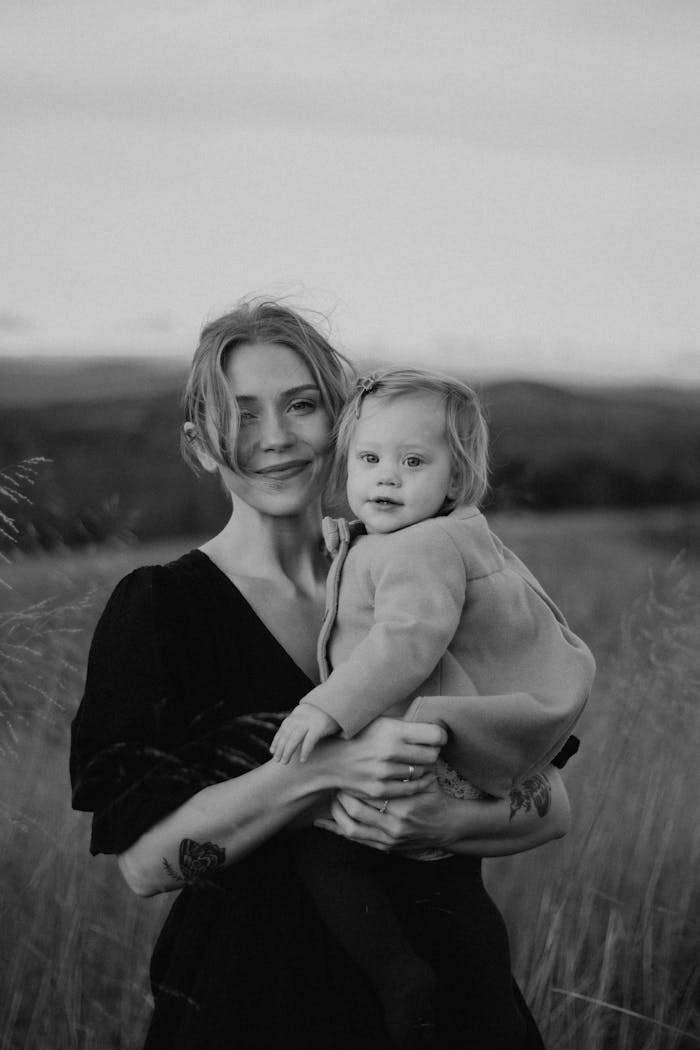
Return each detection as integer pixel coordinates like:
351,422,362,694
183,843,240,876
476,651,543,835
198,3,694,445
271,368,595,1048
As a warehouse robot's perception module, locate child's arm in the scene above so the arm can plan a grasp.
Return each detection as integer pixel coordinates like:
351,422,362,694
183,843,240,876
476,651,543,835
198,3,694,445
299,522,468,741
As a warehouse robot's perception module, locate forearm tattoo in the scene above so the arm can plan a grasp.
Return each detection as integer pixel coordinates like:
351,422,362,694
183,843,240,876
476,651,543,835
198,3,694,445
162,838,226,884
508,773,551,821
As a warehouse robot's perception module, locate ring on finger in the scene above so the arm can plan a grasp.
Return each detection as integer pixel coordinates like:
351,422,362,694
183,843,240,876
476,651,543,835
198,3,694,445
379,799,390,815
402,763,416,783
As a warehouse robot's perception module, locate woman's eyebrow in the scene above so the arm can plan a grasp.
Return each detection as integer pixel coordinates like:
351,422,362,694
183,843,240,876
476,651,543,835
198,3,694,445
235,384,320,404
282,384,320,398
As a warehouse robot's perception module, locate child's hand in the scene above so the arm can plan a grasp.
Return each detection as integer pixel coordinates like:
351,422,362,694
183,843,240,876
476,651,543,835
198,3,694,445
270,703,340,764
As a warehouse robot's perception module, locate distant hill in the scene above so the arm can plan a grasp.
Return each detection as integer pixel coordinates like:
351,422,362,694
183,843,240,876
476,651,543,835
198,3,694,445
1,356,698,549
477,378,700,509
0,356,188,406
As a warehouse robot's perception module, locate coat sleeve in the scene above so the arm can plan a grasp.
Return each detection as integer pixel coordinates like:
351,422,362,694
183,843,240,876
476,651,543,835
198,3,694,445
69,567,271,855
405,640,595,797
302,526,468,737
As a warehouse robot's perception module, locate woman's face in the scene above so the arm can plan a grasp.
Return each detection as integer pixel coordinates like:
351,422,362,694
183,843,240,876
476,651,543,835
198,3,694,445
217,341,332,517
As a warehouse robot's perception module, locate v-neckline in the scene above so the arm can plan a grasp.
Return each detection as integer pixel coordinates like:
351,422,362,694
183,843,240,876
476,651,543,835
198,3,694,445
189,549,316,689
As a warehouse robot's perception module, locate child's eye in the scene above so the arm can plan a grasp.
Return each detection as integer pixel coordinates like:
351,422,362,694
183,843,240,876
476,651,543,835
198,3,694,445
404,456,423,468
359,453,379,464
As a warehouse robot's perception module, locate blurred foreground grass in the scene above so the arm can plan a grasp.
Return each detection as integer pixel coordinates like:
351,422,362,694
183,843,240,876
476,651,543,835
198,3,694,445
1,508,699,1049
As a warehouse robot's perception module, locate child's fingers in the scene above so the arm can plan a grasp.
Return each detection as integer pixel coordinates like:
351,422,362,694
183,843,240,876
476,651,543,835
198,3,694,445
299,728,319,764
270,724,291,762
278,726,307,765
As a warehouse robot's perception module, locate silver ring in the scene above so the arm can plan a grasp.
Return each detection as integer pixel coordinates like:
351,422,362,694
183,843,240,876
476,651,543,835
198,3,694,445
379,799,390,815
408,763,415,781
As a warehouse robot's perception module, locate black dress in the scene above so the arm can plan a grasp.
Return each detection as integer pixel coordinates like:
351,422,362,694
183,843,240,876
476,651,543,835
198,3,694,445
70,551,545,1050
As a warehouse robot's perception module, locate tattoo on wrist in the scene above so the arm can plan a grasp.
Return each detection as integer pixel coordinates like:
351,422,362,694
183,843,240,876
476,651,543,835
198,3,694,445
508,773,551,822
162,838,226,884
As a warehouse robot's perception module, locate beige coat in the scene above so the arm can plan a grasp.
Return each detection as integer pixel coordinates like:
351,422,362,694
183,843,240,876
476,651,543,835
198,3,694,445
304,505,595,797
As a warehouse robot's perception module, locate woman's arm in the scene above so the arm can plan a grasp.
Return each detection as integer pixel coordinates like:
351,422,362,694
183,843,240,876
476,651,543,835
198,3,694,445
446,768,571,856
323,766,570,858
118,718,445,898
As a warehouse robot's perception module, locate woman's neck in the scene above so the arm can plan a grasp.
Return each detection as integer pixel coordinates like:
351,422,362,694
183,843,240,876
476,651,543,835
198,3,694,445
201,498,325,593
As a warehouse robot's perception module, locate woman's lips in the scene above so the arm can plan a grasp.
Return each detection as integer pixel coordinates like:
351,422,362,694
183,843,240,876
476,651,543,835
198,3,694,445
254,460,312,480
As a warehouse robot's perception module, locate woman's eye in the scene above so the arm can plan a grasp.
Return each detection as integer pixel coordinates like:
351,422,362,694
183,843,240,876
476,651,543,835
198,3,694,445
288,399,316,413
239,410,257,425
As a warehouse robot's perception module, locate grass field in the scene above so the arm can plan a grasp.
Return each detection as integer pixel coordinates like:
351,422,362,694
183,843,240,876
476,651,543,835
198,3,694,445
1,508,699,1049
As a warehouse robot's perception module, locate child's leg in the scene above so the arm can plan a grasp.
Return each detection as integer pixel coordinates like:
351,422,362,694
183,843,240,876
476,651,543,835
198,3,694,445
390,854,529,1049
293,828,436,1049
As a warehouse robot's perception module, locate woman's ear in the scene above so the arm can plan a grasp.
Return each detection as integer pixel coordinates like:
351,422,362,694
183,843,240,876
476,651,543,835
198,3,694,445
183,423,219,474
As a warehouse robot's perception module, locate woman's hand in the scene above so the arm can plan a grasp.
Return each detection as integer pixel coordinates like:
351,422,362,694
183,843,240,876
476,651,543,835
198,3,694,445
321,778,451,851
319,716,446,802
322,766,571,857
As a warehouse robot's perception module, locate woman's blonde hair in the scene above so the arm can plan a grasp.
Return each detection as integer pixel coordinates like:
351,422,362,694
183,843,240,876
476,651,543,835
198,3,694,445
182,297,354,474
332,366,489,510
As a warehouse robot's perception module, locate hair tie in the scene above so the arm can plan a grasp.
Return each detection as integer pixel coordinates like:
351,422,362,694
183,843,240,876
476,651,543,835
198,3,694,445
355,373,380,416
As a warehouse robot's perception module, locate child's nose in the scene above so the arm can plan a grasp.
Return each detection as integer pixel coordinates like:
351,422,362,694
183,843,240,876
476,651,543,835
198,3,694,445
377,468,400,486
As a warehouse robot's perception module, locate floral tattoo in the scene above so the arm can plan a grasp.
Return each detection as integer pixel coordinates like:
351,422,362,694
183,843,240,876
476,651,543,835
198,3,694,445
508,773,551,821
163,838,226,884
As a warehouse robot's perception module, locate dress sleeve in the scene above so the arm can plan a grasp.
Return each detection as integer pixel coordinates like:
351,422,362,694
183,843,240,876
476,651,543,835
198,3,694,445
69,567,270,855
302,525,467,736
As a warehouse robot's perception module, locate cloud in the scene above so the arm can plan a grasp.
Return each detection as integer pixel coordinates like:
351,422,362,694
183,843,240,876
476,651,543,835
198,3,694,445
2,2,699,162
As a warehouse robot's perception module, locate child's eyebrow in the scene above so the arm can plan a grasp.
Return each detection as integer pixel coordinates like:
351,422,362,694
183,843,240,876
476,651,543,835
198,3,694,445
235,384,320,404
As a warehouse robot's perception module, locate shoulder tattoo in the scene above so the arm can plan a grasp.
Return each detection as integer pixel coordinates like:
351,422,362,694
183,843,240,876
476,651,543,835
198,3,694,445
508,773,551,821
162,838,226,884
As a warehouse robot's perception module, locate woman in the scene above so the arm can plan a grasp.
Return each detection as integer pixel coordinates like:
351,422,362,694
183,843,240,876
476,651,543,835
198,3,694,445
70,299,571,1049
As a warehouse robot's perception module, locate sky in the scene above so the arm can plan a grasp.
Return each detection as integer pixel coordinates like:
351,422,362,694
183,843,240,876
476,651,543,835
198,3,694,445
2,0,699,383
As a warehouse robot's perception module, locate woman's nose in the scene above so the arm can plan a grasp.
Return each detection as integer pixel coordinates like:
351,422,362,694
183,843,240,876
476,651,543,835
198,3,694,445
259,410,294,450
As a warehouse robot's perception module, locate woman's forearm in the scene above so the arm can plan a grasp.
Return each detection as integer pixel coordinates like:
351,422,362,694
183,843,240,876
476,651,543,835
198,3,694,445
446,768,571,857
118,756,332,898
118,718,445,897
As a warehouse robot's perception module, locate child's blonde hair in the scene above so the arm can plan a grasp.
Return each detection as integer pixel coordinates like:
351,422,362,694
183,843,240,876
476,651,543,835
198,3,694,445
332,366,489,510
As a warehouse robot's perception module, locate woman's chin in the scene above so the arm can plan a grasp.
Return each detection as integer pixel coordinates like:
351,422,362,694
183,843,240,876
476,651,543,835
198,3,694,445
241,488,324,520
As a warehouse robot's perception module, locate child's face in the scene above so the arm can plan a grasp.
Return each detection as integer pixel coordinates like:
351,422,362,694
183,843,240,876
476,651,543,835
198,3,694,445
346,392,456,534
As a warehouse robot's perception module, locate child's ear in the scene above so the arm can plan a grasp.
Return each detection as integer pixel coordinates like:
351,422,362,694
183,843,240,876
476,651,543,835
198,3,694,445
447,471,460,502
183,423,218,474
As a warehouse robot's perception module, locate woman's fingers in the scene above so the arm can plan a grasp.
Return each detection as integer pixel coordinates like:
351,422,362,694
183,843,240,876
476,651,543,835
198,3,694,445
399,720,448,749
385,744,443,768
359,770,436,801
362,718,446,765
333,782,449,852
335,792,391,830
328,796,392,850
